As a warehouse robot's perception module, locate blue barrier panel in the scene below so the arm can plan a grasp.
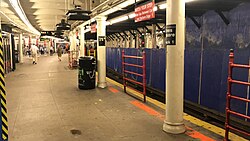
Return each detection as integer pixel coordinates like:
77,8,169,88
200,49,225,112
184,48,201,103
218,50,230,113
148,48,166,91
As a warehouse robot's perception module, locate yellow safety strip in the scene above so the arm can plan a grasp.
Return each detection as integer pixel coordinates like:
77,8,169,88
106,77,247,141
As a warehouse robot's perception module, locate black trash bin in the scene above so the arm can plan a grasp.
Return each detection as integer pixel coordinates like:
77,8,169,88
15,50,19,63
78,56,96,89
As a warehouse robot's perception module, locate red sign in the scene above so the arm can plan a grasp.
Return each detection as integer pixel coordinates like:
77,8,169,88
91,23,97,33
135,1,155,22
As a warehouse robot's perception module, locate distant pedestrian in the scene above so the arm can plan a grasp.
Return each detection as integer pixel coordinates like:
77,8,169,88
31,44,39,64
57,45,62,61
50,46,54,56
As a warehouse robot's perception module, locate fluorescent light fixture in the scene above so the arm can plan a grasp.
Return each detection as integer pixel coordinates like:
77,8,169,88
84,28,91,33
101,0,143,16
153,6,158,12
158,0,194,10
129,13,136,19
106,21,111,26
159,4,166,9
9,0,40,35
110,16,128,24
185,0,195,2
42,36,64,41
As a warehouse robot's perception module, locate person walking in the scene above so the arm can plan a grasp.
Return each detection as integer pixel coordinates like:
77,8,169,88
31,44,39,64
57,45,63,61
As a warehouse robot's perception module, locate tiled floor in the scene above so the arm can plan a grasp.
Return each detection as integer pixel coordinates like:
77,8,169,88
6,54,222,141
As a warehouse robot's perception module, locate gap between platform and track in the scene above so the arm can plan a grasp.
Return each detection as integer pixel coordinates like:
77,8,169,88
106,77,248,141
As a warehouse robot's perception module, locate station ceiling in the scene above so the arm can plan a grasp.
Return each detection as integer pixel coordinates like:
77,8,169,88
1,0,250,35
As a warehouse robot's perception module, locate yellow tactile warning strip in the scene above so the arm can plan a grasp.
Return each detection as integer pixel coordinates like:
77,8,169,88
0,31,8,141
106,77,247,141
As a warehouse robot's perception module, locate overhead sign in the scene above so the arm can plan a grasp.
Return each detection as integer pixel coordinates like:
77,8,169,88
166,24,176,45
91,23,97,33
135,1,155,23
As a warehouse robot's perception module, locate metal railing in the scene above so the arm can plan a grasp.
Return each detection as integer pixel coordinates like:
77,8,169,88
122,50,146,102
225,49,250,140
68,50,79,69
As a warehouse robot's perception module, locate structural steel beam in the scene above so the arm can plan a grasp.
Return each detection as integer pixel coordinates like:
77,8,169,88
189,16,201,29
215,10,230,25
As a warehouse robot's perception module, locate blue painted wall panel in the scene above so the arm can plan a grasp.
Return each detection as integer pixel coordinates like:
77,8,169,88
184,48,201,103
200,49,225,112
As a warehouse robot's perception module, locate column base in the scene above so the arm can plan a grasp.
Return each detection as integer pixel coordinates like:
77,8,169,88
163,120,185,134
98,82,107,88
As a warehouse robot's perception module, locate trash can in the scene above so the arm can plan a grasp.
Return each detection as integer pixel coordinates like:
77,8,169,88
78,56,96,89
14,50,19,63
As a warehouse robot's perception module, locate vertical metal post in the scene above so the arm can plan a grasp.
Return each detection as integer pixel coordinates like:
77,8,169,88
225,49,234,141
163,0,186,134
9,34,13,70
143,51,146,102
19,33,23,63
122,50,126,93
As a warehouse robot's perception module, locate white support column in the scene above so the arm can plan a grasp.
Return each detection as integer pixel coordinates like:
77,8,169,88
9,34,13,69
19,33,23,63
80,26,85,57
129,33,133,48
135,32,139,48
163,0,186,134
96,16,107,88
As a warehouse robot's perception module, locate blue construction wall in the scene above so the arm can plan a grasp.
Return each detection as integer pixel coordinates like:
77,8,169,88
106,3,250,119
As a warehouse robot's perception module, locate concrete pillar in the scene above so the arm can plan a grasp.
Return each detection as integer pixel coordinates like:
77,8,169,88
129,33,133,48
9,33,13,69
163,0,186,134
96,16,107,88
136,32,139,48
70,32,76,50
19,33,23,63
80,26,85,57
152,24,156,48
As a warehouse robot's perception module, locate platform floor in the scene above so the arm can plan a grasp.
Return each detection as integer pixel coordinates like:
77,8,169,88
5,54,224,141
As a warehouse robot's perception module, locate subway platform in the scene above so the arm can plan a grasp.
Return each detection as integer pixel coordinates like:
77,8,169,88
5,55,242,141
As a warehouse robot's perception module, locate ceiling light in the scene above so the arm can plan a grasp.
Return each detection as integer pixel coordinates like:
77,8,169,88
185,0,195,2
153,6,158,12
129,13,136,19
106,21,111,26
159,4,166,9
9,0,40,35
158,0,194,10
110,16,128,24
101,0,143,16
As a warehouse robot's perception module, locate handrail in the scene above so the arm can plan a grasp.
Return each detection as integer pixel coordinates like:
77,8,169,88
225,49,250,141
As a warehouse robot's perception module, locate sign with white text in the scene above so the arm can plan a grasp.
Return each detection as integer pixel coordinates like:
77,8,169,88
135,1,155,23
98,36,105,46
166,24,176,45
